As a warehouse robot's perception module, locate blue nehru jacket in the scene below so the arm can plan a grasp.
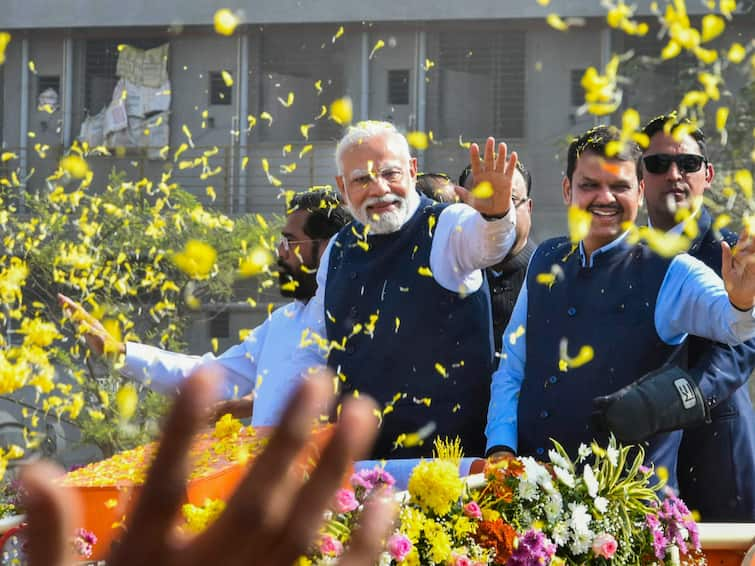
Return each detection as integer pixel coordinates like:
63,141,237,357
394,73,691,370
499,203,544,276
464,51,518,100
677,207,755,520
325,197,495,459
518,237,679,475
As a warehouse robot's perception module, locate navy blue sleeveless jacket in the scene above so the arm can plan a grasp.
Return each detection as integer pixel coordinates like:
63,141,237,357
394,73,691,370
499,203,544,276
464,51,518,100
325,197,494,459
519,236,675,459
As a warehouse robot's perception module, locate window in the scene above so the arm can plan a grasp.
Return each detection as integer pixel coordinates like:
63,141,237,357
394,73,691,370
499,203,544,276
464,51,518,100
571,69,586,107
84,38,166,113
209,71,232,106
388,69,410,105
209,309,230,339
426,29,526,139
256,25,346,142
37,75,60,99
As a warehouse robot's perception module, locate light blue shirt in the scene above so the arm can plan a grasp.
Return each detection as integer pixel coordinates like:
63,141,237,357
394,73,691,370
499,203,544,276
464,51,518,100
485,233,755,452
123,300,325,426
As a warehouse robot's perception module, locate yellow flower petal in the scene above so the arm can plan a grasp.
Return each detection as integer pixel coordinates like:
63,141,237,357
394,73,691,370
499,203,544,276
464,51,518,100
727,42,746,63
329,97,353,126
369,39,385,59
406,131,429,150
546,13,570,31
701,14,725,43
567,205,592,244
213,9,239,36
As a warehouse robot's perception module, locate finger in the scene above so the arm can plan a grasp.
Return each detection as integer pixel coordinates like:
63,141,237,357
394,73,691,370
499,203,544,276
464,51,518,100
453,185,473,206
271,395,380,565
469,143,482,179
21,461,81,566
493,142,508,174
338,489,396,566
483,137,495,172
722,240,733,282
110,366,221,565
205,371,334,548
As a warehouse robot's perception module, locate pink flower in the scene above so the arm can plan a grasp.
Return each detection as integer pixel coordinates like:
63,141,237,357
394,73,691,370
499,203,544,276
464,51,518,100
320,535,344,557
387,534,413,561
334,488,360,513
452,552,473,566
463,501,483,520
592,533,618,559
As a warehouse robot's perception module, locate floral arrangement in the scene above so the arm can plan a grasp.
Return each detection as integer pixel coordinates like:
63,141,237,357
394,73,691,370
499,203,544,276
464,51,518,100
299,437,705,566
70,527,98,559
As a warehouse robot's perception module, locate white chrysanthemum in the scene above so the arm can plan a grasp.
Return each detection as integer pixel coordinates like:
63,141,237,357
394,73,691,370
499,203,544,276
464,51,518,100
540,478,557,495
521,456,552,486
568,502,592,535
553,465,576,488
378,552,392,566
594,496,609,513
518,477,539,501
548,448,572,471
569,530,593,555
545,493,563,522
583,464,599,498
550,521,569,546
577,443,591,462
606,446,619,467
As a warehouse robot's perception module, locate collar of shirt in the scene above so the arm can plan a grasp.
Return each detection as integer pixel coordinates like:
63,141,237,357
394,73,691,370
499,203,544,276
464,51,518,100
578,230,631,268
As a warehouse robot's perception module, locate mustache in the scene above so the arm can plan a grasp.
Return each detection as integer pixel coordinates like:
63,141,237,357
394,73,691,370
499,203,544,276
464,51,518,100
362,195,403,208
587,205,622,213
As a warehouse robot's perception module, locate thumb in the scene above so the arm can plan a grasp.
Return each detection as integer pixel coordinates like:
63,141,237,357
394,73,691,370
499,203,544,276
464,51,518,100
721,240,733,285
454,185,473,206
21,461,81,566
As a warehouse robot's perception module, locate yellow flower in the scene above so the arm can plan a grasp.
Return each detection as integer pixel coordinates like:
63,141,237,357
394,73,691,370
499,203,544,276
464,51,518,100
423,521,453,563
173,240,218,279
400,505,428,544
408,459,464,516
214,413,243,440
182,498,227,533
330,97,353,125
213,9,239,36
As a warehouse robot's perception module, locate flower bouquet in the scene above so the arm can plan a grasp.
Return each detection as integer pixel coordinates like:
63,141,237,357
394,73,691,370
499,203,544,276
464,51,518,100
299,437,706,566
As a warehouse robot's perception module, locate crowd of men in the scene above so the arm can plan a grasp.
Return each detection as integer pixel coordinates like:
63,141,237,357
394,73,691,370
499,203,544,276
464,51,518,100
59,116,755,532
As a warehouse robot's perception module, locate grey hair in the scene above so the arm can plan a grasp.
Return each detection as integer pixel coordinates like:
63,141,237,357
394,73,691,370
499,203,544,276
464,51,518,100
334,120,411,175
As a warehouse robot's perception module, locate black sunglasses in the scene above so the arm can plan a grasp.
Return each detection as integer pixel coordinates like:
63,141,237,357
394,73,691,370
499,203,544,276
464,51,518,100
643,153,706,175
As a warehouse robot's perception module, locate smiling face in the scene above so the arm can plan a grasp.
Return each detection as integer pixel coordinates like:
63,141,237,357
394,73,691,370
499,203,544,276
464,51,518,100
335,131,419,234
641,132,713,231
562,150,644,255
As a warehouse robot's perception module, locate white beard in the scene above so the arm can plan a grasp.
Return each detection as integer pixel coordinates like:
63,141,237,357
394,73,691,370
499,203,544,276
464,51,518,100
351,190,418,234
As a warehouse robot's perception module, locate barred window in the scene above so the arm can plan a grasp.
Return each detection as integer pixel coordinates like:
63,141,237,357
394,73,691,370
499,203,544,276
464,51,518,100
426,29,526,140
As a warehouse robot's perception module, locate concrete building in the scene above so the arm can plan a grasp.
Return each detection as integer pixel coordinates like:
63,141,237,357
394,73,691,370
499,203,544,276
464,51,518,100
1,1,751,242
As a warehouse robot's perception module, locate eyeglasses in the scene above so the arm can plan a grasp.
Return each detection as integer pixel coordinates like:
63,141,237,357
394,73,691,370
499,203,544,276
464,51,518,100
277,237,315,253
513,196,530,209
643,153,706,175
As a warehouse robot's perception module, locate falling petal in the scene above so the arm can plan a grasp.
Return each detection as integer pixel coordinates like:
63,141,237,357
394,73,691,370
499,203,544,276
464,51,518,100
727,42,746,63
332,26,344,43
221,70,233,87
0,33,10,66
369,39,385,59
260,112,273,126
300,123,314,140
214,9,239,36
329,97,353,125
406,131,429,150
567,206,592,244
471,181,493,199
277,91,295,107
546,14,570,31
701,14,726,42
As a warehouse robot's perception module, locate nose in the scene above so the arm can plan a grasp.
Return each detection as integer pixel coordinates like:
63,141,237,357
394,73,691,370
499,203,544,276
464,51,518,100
666,160,683,180
593,184,617,204
365,175,391,198
276,238,288,258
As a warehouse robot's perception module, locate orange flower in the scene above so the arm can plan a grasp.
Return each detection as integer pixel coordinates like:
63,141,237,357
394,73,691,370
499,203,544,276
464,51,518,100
475,519,518,565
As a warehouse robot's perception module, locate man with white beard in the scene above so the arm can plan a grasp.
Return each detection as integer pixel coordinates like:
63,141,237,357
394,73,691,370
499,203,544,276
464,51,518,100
307,120,519,459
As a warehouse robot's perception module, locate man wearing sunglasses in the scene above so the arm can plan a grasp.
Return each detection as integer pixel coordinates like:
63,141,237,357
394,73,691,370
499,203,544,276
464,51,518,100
630,115,754,520
60,190,351,426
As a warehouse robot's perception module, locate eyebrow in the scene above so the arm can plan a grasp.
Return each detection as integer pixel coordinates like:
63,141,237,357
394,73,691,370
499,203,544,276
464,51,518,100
347,161,403,182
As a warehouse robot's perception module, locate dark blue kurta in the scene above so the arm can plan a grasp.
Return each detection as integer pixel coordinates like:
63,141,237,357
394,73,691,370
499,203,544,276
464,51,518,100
325,197,494,459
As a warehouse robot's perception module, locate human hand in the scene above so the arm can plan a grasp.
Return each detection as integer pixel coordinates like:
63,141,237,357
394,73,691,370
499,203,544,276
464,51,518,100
57,293,125,356
455,137,518,218
21,367,394,566
209,395,254,423
722,229,755,311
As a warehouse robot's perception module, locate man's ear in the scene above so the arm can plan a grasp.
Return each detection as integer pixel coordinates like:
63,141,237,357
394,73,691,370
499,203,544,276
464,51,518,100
409,158,418,180
562,176,572,206
705,162,715,188
335,176,346,197
637,178,645,207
